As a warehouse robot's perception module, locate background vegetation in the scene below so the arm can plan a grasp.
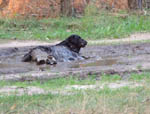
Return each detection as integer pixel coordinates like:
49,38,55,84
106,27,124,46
0,10,150,41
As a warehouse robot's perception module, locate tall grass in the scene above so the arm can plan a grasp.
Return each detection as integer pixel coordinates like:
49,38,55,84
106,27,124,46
0,86,149,114
0,10,150,41
0,73,150,113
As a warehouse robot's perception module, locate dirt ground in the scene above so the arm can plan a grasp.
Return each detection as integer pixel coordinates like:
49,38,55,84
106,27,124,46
1,33,150,81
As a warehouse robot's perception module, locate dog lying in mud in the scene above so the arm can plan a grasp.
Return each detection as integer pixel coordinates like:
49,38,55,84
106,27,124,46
22,34,87,65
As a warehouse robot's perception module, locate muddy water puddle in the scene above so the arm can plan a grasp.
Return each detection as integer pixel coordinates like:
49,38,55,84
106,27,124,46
0,48,119,74
1,43,150,76
71,59,117,68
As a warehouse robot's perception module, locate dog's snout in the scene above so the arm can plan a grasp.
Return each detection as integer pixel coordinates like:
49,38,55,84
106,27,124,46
81,40,87,47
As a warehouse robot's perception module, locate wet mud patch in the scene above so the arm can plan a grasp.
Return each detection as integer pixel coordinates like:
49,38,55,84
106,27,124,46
1,42,150,81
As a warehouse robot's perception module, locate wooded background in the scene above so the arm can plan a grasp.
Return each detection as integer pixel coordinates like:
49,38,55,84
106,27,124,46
0,0,149,18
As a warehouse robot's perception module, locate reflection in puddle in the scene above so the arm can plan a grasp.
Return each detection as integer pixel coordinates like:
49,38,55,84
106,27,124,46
71,59,117,68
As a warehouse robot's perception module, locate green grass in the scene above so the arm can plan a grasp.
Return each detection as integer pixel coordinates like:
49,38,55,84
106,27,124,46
0,11,150,41
0,72,148,90
0,75,97,89
0,72,150,113
0,74,123,90
130,72,150,81
0,87,148,114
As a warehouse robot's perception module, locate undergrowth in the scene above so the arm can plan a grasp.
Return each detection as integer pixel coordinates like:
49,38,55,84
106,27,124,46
0,11,150,41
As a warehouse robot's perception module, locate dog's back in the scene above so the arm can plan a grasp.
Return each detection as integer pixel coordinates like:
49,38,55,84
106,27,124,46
50,45,84,62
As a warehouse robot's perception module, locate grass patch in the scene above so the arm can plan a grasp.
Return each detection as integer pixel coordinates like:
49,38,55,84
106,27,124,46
100,74,121,82
130,72,150,81
0,72,150,113
0,11,150,41
0,86,149,114
0,76,97,89
0,72,149,89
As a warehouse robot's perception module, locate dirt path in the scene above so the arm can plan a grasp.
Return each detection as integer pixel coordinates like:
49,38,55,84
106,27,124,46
0,33,150,81
0,40,59,48
0,33,150,48
89,33,150,44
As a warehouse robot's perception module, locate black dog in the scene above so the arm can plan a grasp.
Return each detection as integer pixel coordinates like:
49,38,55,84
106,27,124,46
57,34,87,53
22,34,87,64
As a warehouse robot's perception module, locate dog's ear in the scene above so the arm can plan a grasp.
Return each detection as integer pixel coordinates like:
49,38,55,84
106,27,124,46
68,34,80,45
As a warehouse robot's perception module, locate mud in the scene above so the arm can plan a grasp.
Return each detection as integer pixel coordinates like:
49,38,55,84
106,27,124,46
1,42,150,81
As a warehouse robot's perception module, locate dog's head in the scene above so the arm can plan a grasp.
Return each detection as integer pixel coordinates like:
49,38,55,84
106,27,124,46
67,34,87,48
62,34,87,53
58,34,87,53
